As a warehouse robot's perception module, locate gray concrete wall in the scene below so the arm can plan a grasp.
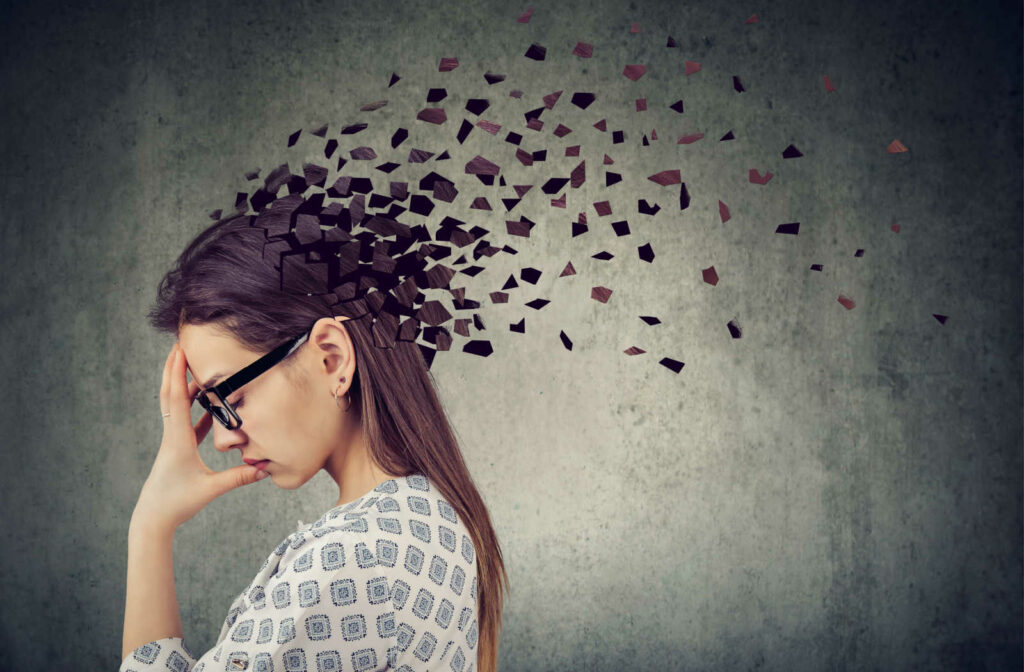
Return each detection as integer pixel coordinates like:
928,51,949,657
0,0,1019,669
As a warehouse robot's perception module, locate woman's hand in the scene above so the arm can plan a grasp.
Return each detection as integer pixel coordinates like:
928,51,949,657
130,342,268,535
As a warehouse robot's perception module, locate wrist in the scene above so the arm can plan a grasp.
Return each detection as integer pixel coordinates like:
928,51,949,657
129,512,177,540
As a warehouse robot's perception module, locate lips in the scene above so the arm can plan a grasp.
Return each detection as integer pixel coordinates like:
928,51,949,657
243,458,271,470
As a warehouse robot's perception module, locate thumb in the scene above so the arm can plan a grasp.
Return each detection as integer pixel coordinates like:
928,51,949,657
212,464,269,495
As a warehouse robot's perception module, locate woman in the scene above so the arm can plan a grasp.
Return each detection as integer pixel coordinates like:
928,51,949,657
120,214,508,672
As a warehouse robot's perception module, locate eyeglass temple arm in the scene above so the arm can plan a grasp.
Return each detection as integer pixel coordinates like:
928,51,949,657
212,330,311,398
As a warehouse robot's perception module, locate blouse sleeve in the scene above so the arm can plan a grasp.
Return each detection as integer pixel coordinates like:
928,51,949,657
119,636,197,672
118,526,408,672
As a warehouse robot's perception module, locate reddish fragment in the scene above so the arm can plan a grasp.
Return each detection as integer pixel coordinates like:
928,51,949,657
303,163,328,187
603,154,613,165
648,169,681,185
624,346,646,355
506,220,532,237
636,98,647,111
565,145,580,156
509,90,523,98
559,261,576,277
824,75,836,92
526,118,544,131
570,160,586,188
891,223,901,233
550,193,566,208
684,60,701,75
651,128,658,140
470,197,492,210
433,181,458,202
591,286,613,303
517,7,533,22
887,139,909,153
702,266,719,286
515,148,534,165
439,57,459,71
513,185,533,197
718,200,731,222
477,119,502,134
360,100,388,111
543,90,563,109
745,13,759,24
837,294,856,310
594,201,612,216
623,64,647,81
594,119,607,131
631,22,642,33
553,123,572,137
466,155,500,175
408,149,435,163
677,133,704,144
417,108,447,124
573,41,593,58
350,146,377,160
749,168,773,184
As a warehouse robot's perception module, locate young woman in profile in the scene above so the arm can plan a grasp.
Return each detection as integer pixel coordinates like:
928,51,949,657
120,214,508,672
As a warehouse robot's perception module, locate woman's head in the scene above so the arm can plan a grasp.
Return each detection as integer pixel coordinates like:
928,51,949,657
147,212,508,671
177,314,373,494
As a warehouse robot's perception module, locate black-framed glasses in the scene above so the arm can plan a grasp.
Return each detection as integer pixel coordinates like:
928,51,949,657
194,325,313,430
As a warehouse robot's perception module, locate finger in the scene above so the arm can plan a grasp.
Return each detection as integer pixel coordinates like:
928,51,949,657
160,344,175,417
193,409,214,444
171,344,190,417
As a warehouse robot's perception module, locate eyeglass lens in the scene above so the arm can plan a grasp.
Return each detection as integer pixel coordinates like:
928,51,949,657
198,391,237,429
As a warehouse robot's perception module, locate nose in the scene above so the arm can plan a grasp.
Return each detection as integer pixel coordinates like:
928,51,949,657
212,421,246,453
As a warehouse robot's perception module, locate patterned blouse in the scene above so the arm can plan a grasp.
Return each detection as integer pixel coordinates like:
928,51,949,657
119,472,479,671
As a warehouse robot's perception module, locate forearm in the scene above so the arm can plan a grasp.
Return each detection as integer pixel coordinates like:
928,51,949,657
121,518,183,661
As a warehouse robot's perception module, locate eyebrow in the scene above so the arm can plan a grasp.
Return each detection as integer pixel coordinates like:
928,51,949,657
190,369,228,391
202,374,228,390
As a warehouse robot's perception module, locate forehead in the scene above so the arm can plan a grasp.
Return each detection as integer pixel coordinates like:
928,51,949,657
178,324,259,387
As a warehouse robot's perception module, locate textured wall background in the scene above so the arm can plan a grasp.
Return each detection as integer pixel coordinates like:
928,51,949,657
0,0,1020,669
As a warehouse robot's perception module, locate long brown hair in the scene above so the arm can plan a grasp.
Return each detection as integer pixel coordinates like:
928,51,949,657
147,213,509,671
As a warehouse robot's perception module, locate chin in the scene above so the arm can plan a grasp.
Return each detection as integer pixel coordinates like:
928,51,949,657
273,471,311,491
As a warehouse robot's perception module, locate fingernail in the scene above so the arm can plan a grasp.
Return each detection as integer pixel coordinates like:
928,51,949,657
256,469,268,480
